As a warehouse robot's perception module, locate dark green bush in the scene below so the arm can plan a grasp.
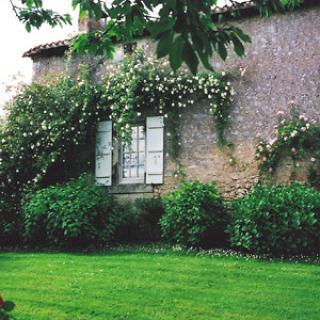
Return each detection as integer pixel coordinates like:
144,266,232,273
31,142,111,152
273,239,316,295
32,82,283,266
0,77,100,246
0,194,22,246
23,175,122,248
117,197,163,243
160,181,227,248
228,183,320,256
0,126,23,246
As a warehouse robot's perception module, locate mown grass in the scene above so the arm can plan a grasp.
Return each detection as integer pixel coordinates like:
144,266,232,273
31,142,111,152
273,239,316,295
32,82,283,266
1,247,320,320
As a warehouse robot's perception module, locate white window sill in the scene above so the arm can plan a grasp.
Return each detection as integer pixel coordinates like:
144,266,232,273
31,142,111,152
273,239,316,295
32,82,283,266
119,178,145,185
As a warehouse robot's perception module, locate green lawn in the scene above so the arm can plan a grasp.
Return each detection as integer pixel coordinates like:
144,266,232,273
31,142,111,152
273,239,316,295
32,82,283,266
1,248,320,320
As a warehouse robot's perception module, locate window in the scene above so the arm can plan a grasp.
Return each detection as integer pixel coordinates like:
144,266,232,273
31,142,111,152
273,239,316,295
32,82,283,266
120,126,145,184
96,116,164,187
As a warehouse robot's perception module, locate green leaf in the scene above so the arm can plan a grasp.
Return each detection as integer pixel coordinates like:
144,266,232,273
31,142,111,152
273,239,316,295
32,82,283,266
25,22,31,32
169,35,184,71
148,19,174,38
230,33,245,57
182,41,199,75
156,31,174,59
217,42,227,61
233,28,251,43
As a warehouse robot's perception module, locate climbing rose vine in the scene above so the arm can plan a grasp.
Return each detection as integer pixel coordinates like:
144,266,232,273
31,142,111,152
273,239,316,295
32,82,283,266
255,104,320,182
0,49,233,244
101,49,234,154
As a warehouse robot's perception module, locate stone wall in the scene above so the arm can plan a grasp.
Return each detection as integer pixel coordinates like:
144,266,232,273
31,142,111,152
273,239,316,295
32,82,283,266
32,55,66,81
202,5,320,198
29,5,320,199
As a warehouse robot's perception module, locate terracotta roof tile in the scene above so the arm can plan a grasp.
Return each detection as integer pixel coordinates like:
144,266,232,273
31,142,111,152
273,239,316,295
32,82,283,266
22,39,72,58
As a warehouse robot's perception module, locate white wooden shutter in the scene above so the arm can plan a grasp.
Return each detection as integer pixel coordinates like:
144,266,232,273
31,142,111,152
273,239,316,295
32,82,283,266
146,116,164,184
96,121,112,186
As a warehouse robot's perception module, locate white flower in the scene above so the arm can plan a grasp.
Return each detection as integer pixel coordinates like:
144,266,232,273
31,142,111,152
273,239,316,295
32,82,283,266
290,130,298,138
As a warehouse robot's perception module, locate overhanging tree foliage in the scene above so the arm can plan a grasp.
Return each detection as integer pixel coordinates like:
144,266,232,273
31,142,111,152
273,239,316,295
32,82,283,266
9,0,304,74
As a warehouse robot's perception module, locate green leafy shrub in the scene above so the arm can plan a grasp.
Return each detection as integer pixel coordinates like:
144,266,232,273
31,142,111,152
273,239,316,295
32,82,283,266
160,181,227,248
0,192,22,246
117,197,164,243
23,175,122,248
228,183,320,256
0,74,100,245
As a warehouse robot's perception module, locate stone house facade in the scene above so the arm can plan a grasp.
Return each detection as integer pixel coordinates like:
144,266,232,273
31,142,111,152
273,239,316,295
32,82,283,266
23,2,320,200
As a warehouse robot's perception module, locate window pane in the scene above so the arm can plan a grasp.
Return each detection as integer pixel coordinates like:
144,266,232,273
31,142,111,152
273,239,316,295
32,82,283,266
123,143,130,154
130,139,138,152
139,126,145,138
132,127,138,139
123,153,131,178
130,152,138,177
139,139,145,153
122,126,145,180
139,151,145,176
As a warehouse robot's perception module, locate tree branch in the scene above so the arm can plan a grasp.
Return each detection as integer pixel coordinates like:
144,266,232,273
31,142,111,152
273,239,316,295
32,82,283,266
9,0,21,20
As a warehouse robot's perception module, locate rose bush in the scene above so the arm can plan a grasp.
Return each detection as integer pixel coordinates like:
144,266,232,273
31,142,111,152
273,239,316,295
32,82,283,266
255,104,320,186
